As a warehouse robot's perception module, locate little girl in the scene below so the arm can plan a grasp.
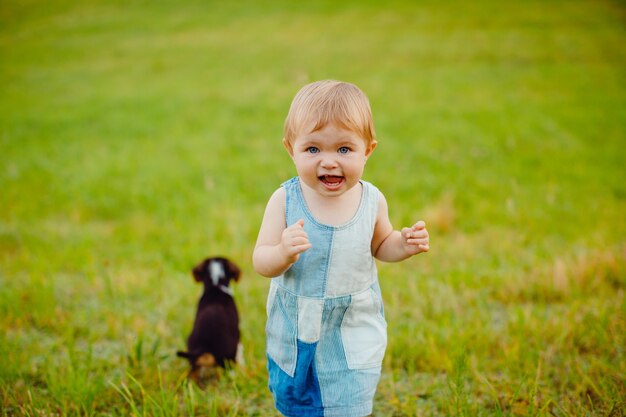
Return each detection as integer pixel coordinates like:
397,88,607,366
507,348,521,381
253,80,430,417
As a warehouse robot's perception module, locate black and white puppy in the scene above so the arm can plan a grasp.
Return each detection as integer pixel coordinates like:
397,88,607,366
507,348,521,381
177,256,242,380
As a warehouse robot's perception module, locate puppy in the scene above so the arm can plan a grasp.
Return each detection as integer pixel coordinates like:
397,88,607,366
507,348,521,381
177,256,241,381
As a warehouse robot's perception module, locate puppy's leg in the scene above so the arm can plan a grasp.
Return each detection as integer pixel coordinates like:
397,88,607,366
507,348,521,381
190,353,218,387
195,353,216,368
236,343,245,366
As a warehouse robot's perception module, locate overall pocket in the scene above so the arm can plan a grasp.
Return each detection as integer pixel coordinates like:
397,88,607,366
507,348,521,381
340,287,387,370
266,285,298,377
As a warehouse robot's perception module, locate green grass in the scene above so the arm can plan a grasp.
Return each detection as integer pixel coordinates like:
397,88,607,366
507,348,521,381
1,0,625,415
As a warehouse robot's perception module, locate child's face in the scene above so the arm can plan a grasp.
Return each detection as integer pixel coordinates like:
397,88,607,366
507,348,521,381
285,123,377,198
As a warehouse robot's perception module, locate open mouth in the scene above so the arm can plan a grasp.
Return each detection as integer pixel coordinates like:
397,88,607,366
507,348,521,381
319,175,345,189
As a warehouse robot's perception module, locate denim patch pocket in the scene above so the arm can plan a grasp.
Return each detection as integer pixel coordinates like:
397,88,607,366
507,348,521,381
266,285,298,377
340,287,387,370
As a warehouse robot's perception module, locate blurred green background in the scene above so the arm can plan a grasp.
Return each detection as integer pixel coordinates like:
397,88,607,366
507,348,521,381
1,0,625,415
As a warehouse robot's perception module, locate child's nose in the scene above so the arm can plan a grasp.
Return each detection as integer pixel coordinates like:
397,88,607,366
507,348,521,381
320,154,338,168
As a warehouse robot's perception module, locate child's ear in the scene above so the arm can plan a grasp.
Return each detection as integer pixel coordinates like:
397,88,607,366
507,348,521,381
283,138,294,156
365,140,378,158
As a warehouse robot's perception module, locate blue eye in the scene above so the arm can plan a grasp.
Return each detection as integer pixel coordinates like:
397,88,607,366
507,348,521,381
338,147,350,154
306,147,320,154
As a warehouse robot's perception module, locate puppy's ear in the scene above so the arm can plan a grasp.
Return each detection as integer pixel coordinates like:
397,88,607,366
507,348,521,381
225,259,241,282
192,259,208,283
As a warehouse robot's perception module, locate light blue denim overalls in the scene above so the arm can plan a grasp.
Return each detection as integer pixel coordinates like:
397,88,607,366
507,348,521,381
266,177,387,417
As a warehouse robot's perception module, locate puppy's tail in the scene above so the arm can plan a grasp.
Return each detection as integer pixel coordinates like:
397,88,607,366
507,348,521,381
177,351,192,359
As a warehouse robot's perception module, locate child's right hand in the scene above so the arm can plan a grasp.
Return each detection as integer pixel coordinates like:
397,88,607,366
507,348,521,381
281,219,312,264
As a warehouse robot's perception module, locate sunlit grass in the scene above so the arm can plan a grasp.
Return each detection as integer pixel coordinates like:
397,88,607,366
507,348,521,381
1,0,625,415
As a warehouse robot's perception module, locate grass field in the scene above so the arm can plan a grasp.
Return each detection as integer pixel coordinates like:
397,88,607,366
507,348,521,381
1,0,625,415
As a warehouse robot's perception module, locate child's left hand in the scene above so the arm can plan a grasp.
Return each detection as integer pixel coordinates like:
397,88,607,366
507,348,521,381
401,221,430,255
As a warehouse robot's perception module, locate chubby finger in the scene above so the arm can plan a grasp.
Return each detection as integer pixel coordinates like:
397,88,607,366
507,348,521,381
401,227,413,239
412,220,426,231
289,234,309,244
412,229,429,239
283,236,312,257
402,227,428,239
285,219,308,236
407,237,429,246
284,230,310,246
285,240,312,256
286,219,310,237
294,242,312,252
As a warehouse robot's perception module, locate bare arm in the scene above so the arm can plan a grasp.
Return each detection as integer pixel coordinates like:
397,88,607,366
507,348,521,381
372,192,430,262
253,188,312,277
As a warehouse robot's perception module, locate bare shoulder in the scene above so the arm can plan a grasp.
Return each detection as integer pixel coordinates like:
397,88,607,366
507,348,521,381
265,187,286,213
371,190,394,253
255,187,287,248
375,189,388,213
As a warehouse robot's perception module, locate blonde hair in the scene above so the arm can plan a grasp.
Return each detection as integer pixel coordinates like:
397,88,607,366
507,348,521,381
283,80,376,146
